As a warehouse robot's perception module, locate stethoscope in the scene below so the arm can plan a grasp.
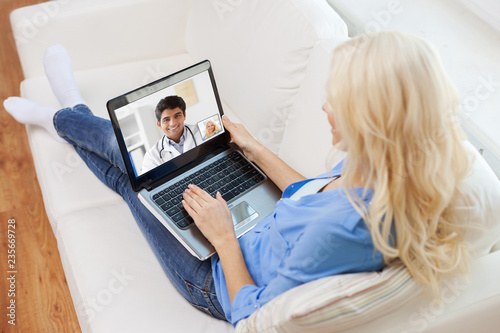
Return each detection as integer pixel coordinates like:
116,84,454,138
158,126,197,159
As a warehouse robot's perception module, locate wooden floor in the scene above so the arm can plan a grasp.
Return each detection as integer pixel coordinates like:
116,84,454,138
0,0,81,332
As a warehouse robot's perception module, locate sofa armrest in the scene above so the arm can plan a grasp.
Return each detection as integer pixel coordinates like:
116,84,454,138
10,0,191,79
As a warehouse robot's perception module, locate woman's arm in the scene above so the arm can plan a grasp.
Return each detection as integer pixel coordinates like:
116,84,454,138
216,238,255,303
182,185,255,303
222,116,305,191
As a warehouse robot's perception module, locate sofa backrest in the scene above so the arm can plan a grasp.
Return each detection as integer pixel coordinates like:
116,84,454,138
185,0,348,153
278,39,347,178
454,141,500,257
11,0,190,79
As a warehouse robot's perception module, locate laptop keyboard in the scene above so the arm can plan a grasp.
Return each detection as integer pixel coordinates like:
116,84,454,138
151,151,265,229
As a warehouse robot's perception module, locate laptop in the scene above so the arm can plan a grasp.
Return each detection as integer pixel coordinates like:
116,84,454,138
107,60,282,260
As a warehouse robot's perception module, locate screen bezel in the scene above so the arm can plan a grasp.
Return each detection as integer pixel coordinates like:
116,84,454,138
106,60,230,192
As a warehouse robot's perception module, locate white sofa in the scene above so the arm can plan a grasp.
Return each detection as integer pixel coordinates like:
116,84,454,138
10,0,500,332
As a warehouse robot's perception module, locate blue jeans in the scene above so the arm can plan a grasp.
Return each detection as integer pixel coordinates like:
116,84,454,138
53,105,227,321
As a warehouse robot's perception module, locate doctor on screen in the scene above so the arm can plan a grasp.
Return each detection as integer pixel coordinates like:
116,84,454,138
141,95,202,174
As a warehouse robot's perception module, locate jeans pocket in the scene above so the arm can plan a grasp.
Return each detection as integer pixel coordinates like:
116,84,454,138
184,281,226,320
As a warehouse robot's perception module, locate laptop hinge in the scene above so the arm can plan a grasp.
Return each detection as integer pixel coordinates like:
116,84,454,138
150,144,232,189
141,179,154,192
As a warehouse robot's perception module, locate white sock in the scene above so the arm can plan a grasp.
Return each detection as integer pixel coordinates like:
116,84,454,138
43,44,86,109
3,97,66,143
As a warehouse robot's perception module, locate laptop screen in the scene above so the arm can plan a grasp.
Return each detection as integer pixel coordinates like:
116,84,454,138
107,60,230,191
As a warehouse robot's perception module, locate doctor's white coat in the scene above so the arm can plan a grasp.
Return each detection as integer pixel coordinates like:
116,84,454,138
141,124,201,174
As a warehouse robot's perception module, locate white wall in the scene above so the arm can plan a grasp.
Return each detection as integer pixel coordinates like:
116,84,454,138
327,0,500,178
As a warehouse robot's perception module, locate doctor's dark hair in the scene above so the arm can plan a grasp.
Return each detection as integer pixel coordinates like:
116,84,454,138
155,95,186,122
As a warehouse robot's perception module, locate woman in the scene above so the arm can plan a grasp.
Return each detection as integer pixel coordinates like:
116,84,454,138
203,119,222,140
4,31,470,325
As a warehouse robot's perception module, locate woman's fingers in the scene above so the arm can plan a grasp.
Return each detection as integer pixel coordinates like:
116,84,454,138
222,116,260,161
215,192,230,210
181,198,197,217
222,115,236,143
222,115,232,130
182,190,202,211
182,185,235,249
223,115,245,143
222,116,243,138
183,184,225,214
187,184,213,201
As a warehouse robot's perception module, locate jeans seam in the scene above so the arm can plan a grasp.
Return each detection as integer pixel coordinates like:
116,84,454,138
181,273,224,320
202,270,225,319
185,281,200,306
184,281,215,317
74,136,126,174
79,148,123,191
53,108,69,138
54,107,127,174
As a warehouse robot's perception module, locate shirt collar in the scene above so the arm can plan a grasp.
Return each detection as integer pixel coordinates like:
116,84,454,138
165,126,186,146
316,159,344,179
164,126,187,154
282,160,344,198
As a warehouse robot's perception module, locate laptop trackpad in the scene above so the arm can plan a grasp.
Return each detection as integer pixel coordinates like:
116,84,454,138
231,201,259,228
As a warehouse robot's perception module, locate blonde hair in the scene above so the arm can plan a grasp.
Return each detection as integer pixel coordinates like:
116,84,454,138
326,32,471,295
205,120,221,138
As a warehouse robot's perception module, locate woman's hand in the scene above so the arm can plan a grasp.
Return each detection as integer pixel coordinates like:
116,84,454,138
222,115,262,162
222,115,305,191
182,184,236,250
183,184,256,302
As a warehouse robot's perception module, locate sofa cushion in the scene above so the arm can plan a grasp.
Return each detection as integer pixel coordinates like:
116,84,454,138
344,250,500,333
56,202,234,333
185,0,348,153
236,250,500,333
235,261,423,333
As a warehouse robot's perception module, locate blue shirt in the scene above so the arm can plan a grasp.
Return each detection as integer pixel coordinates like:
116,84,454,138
211,161,385,326
167,128,187,154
